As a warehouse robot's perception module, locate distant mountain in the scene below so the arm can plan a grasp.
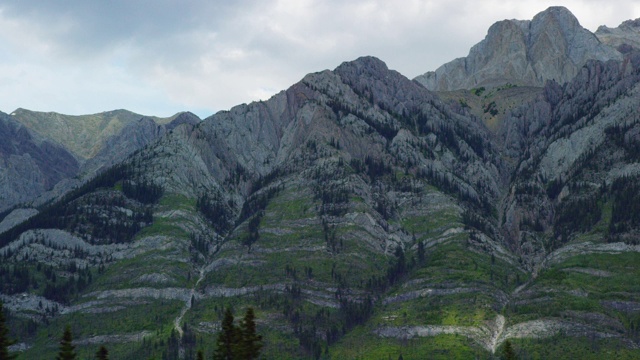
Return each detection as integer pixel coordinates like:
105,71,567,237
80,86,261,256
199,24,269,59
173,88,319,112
0,112,78,211
415,6,622,91
0,109,200,212
596,18,640,51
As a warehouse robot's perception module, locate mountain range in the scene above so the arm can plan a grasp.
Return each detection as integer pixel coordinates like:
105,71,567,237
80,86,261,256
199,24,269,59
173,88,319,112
3,6,640,359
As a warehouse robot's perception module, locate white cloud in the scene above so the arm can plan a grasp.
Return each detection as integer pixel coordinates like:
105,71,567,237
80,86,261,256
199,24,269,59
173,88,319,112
0,0,638,119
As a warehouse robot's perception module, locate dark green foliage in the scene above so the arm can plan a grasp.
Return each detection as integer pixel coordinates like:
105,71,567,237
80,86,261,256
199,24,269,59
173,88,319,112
417,240,426,265
315,183,350,217
197,192,233,234
213,308,239,360
609,175,640,242
0,262,92,305
502,340,516,360
122,179,163,204
42,268,92,305
554,194,602,244
484,101,499,116
0,302,17,360
471,87,485,96
95,345,109,360
56,325,77,360
213,307,263,360
0,265,30,295
237,185,282,226
62,192,152,244
363,156,392,181
238,308,262,360
242,213,263,251
196,350,204,360
0,163,152,247
546,178,564,199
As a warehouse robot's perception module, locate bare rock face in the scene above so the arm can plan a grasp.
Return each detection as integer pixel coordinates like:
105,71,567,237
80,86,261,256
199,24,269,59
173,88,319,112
596,18,640,51
415,7,622,91
0,109,200,211
0,113,79,211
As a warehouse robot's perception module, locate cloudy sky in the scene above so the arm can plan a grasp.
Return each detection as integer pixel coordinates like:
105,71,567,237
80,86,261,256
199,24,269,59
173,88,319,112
0,0,638,119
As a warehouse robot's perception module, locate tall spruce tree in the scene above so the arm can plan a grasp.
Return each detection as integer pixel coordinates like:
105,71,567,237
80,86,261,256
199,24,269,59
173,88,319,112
56,325,77,360
95,345,109,360
213,308,238,360
238,307,262,360
0,302,17,360
502,339,516,360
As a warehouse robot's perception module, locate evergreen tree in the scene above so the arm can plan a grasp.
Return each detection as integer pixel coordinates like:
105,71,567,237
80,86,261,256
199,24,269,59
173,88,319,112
56,325,77,360
96,345,109,360
238,307,262,360
213,308,238,360
502,339,516,360
197,349,204,360
0,302,17,360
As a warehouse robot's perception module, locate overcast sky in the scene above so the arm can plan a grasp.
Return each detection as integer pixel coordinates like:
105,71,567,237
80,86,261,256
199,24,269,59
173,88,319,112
0,0,638,119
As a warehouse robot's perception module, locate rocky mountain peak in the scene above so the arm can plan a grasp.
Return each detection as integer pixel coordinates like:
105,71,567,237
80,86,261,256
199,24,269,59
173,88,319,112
596,17,640,51
415,6,622,91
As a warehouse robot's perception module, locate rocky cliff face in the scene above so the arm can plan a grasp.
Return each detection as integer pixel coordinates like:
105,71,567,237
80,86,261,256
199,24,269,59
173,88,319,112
0,109,200,212
596,18,640,51
0,113,79,212
415,6,622,91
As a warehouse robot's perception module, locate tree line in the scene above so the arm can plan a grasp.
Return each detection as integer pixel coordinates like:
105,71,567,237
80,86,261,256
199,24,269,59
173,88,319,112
0,301,262,360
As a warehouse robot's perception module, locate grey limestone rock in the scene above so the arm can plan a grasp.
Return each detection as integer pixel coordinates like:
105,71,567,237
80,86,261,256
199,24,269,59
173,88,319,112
415,7,622,91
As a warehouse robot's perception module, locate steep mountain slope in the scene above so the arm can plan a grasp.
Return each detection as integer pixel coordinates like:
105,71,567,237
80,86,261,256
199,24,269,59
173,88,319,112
596,18,640,51
0,113,78,212
5,52,640,359
10,108,143,160
415,6,622,91
1,56,517,359
0,110,200,213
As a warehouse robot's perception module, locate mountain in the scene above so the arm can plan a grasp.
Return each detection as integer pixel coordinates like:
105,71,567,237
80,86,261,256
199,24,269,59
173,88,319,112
0,113,79,212
3,7,640,360
0,109,200,213
415,6,622,91
596,18,640,51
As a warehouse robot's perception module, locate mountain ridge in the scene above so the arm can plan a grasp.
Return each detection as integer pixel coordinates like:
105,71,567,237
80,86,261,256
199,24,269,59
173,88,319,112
415,6,623,91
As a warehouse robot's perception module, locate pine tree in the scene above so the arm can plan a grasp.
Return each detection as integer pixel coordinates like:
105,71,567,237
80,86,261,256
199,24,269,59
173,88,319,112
238,307,262,360
213,308,238,360
502,339,516,360
196,349,204,360
95,345,109,360
56,325,77,360
0,302,17,360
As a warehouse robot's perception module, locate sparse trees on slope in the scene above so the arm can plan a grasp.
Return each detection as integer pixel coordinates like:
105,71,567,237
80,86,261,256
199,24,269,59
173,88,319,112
96,345,109,360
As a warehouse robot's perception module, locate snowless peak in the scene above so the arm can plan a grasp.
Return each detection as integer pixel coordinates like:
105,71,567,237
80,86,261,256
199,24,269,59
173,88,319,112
415,6,622,91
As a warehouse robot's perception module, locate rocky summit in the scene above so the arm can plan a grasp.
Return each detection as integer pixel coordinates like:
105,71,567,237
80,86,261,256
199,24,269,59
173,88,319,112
415,6,622,91
3,6,640,360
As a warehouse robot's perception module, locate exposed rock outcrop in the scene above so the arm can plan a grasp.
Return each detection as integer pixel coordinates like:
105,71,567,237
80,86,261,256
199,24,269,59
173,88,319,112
415,7,622,91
